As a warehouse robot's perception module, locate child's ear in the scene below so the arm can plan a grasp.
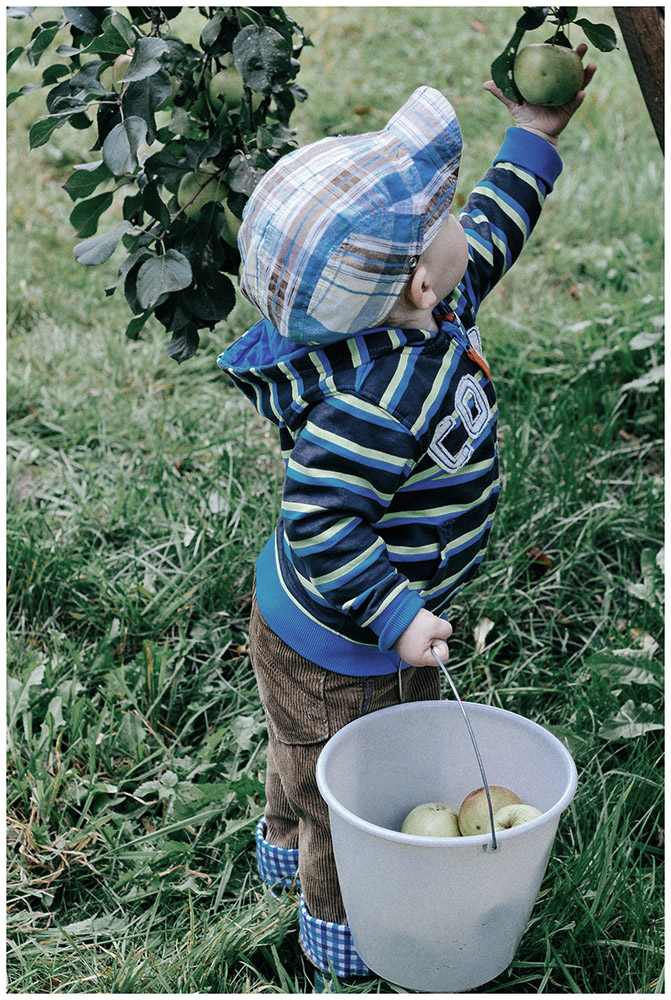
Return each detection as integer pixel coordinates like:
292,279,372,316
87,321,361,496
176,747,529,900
407,264,438,311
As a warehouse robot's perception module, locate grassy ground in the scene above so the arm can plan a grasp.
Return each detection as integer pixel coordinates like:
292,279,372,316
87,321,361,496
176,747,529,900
7,7,664,994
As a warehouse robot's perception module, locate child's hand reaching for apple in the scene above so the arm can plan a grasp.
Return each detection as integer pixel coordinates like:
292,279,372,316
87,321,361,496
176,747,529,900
393,608,452,667
484,43,597,147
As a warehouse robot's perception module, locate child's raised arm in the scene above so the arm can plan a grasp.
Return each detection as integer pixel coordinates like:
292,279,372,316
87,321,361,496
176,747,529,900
483,43,597,147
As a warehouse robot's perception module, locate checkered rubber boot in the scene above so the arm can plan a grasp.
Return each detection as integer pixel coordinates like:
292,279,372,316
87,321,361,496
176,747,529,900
299,893,370,978
255,817,300,891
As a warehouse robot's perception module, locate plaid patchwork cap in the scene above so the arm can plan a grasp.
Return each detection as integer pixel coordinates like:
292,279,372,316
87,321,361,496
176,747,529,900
238,86,462,344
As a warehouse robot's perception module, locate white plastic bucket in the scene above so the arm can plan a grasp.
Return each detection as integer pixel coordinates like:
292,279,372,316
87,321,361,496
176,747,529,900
316,699,578,993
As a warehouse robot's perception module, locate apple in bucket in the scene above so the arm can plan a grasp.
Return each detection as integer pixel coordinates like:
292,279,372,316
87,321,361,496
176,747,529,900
401,786,543,838
493,803,542,830
401,802,460,837
458,785,521,836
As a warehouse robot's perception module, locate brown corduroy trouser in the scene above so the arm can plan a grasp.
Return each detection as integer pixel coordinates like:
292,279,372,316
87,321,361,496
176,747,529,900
249,594,441,924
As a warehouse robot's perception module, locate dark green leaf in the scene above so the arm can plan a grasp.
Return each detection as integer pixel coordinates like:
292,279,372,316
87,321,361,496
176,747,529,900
105,247,153,292
575,19,618,52
28,115,63,148
46,96,90,117
45,79,70,112
265,119,296,150
136,249,193,309
25,25,59,67
167,106,191,137
7,46,24,72
227,152,263,195
7,83,42,107
551,7,578,26
74,220,133,266
519,7,550,31
183,135,223,170
155,294,193,334
123,70,172,144
183,271,236,323
490,35,525,104
232,25,292,95
70,191,114,237
141,180,170,228
70,111,93,131
63,6,105,36
56,43,84,57
122,36,169,83
94,100,122,148
165,325,200,363
544,32,573,48
200,9,226,49
71,60,106,97
102,116,147,175
125,311,152,340
143,147,185,189
63,161,113,202
41,63,71,85
107,11,136,48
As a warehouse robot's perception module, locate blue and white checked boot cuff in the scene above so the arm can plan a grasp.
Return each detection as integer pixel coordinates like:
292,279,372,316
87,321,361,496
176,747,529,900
299,893,370,977
255,817,300,889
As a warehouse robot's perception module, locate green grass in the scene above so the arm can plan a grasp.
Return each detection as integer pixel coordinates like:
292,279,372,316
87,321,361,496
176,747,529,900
7,6,663,994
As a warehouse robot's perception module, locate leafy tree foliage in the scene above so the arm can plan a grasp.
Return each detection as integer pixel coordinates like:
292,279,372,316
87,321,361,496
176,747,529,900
491,6,617,104
8,6,310,360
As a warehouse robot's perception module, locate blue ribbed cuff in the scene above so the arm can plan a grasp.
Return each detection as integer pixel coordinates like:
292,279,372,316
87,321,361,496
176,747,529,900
299,894,370,977
494,126,563,190
374,588,426,653
255,817,300,889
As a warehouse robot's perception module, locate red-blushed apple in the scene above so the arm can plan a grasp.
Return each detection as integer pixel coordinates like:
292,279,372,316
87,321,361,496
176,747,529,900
494,803,542,830
100,53,132,93
458,785,521,836
401,802,460,837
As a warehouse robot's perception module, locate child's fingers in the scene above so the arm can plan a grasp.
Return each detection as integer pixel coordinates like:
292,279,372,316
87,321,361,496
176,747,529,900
582,62,597,90
429,639,449,664
483,80,515,110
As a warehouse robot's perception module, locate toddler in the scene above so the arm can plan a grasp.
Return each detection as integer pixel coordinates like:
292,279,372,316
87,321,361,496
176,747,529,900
218,48,594,986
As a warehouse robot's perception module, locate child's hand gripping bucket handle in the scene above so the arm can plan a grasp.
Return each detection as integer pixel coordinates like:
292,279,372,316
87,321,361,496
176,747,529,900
431,648,499,854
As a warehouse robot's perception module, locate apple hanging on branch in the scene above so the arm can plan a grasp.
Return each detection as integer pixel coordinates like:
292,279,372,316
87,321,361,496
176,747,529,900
7,6,311,363
491,6,617,106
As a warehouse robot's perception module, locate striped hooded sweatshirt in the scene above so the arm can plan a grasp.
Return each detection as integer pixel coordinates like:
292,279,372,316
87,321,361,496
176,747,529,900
218,128,563,676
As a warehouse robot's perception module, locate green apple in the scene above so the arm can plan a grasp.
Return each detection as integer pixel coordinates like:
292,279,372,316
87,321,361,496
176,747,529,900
208,67,263,111
514,43,584,107
177,168,227,220
494,803,542,830
401,802,461,837
221,199,242,247
458,785,521,837
100,53,132,93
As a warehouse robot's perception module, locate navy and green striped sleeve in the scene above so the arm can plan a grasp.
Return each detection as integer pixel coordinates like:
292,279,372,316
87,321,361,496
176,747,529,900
454,127,563,319
282,393,425,651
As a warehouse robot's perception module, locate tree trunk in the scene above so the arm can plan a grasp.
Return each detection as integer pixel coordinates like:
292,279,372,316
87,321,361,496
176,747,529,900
614,7,664,152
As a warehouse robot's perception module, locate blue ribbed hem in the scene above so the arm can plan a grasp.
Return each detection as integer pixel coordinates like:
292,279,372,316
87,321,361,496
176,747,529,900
299,894,370,977
255,817,300,889
495,126,563,190
256,536,422,676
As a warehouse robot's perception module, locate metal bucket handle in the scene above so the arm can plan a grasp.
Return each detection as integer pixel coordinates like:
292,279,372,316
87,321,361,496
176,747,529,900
432,649,499,853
